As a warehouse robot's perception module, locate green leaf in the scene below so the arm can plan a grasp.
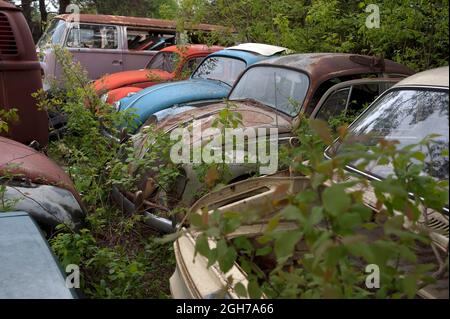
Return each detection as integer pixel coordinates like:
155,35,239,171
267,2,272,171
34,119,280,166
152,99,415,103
247,279,262,299
309,206,324,226
255,246,272,256
274,230,302,262
323,185,351,216
218,246,237,273
281,205,301,221
309,119,333,145
234,282,248,298
195,235,210,257
190,213,203,228
402,275,418,299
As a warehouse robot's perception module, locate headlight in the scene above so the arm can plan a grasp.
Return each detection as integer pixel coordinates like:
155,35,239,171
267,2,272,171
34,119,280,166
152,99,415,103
100,93,109,103
114,100,121,111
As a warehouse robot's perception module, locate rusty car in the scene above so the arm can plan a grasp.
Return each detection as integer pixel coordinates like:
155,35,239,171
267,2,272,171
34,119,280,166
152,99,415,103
37,13,227,86
1,0,48,148
169,66,449,299
93,44,224,105
112,53,413,233
0,136,85,230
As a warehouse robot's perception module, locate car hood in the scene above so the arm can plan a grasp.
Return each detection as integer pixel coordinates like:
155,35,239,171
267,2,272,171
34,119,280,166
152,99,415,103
93,69,172,94
172,171,449,299
133,100,293,153
118,79,231,129
0,137,82,205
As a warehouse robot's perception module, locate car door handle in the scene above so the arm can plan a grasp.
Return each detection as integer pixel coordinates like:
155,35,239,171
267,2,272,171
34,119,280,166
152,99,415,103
112,60,123,65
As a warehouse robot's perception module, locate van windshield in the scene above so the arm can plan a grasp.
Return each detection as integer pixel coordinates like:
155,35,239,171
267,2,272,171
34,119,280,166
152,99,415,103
37,19,66,49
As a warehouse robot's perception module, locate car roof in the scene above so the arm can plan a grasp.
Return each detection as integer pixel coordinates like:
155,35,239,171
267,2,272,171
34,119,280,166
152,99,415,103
160,44,224,56
208,47,271,65
55,14,225,32
253,53,414,79
226,43,289,56
394,66,449,88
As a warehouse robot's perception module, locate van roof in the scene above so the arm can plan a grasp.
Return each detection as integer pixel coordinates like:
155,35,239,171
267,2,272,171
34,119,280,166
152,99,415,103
55,14,226,32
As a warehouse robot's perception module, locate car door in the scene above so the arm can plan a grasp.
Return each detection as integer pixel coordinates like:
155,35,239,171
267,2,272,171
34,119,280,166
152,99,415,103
310,78,400,126
63,23,124,80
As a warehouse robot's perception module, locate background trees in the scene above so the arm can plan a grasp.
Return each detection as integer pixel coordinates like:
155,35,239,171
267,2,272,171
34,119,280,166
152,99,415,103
11,0,449,71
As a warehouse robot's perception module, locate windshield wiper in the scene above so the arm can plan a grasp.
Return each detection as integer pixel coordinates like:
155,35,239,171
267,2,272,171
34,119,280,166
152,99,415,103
206,77,232,87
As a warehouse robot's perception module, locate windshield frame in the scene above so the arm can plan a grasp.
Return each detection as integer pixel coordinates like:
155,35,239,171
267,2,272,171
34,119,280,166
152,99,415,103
37,19,67,49
228,64,311,117
190,55,247,87
324,85,449,213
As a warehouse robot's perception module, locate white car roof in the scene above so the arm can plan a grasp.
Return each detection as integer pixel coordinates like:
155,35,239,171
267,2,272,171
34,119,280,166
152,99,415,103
226,43,289,56
395,66,449,88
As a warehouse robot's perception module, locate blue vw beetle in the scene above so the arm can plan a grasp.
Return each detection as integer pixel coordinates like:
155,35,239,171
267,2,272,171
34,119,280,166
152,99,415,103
115,43,289,131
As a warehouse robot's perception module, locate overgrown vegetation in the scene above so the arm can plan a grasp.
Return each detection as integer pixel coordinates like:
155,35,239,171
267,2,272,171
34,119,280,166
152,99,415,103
188,119,449,298
11,0,449,299
40,46,447,298
178,0,449,71
36,46,175,298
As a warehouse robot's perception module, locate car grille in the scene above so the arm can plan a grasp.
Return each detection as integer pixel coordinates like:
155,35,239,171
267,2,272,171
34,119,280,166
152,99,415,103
0,13,18,56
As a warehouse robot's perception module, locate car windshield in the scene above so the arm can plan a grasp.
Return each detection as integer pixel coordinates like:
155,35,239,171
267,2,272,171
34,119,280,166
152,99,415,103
146,51,180,73
229,66,309,116
192,56,246,87
37,19,66,49
331,88,449,181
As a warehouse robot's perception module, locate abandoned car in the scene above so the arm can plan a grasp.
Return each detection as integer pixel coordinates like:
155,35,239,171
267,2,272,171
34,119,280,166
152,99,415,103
169,67,449,299
0,211,77,299
37,13,225,86
0,137,85,230
114,43,290,131
93,44,224,104
112,53,413,233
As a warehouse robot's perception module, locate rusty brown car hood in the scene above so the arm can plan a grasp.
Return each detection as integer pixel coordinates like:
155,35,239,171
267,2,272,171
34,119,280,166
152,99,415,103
0,137,81,204
163,100,291,132
134,100,293,152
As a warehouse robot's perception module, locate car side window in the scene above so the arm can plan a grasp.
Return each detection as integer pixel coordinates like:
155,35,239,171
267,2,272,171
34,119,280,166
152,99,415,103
316,88,350,121
66,24,119,49
315,82,397,125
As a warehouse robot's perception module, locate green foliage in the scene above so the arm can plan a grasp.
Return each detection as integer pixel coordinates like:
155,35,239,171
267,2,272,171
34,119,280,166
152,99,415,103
0,108,18,134
192,102,244,193
78,0,179,19
40,46,175,298
0,165,23,212
178,0,449,71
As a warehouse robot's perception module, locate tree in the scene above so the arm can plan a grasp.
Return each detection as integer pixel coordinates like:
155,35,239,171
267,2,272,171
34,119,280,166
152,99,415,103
58,0,70,14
